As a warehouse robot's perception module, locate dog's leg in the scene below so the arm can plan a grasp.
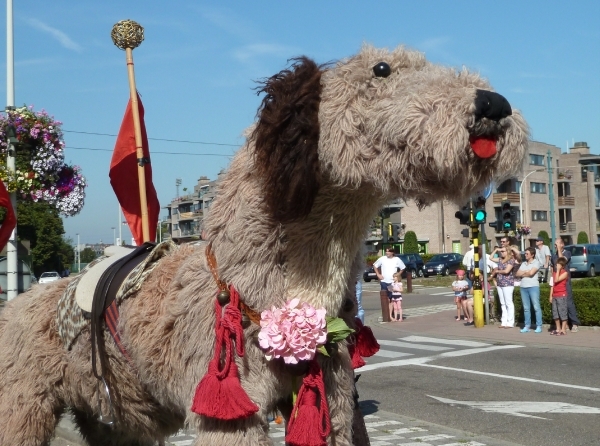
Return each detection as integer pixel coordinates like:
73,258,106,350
191,414,273,446
71,408,158,446
322,345,355,446
0,296,67,445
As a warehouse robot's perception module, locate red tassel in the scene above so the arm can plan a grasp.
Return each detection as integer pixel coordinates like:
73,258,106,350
355,319,379,358
286,361,330,446
191,361,259,420
191,285,258,420
349,344,366,369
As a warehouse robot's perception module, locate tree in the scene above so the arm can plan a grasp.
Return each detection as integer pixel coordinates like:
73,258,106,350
577,231,589,244
80,247,97,263
403,230,419,254
16,201,73,277
538,230,550,247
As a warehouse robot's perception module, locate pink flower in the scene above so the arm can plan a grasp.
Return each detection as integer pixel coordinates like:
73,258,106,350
258,299,327,364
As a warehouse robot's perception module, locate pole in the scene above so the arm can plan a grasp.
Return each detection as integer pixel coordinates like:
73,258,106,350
547,150,557,246
481,226,490,326
5,0,17,300
470,202,484,328
76,233,80,273
111,20,150,242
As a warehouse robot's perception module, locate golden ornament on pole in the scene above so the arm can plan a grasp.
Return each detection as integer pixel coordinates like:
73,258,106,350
111,19,150,243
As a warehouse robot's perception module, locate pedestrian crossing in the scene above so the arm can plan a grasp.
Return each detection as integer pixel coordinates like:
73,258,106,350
164,413,488,446
357,335,522,372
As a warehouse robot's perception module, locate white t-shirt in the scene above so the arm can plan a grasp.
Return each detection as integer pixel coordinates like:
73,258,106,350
452,279,469,297
535,245,551,267
462,249,474,270
373,256,405,282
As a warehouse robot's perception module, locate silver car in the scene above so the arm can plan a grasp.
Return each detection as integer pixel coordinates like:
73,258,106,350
38,271,61,284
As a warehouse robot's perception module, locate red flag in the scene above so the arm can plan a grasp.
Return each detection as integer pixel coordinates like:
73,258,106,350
0,180,17,251
110,95,159,244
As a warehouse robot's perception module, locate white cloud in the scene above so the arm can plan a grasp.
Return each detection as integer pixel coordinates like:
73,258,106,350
26,18,82,52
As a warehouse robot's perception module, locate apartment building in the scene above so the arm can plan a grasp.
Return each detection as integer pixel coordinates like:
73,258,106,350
165,174,221,240
369,140,600,255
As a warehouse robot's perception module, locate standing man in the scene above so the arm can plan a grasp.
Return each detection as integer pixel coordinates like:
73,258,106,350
374,248,406,319
550,238,580,332
534,237,551,282
462,244,475,272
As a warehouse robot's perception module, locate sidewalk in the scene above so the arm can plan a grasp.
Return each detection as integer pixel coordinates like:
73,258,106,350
367,306,600,350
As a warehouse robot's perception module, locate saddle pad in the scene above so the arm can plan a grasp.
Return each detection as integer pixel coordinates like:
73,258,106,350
76,246,135,313
57,240,179,350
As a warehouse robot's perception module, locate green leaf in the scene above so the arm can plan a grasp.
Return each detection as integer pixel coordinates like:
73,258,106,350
326,317,354,343
317,345,330,357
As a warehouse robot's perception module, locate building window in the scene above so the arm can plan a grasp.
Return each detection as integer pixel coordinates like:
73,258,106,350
530,182,546,194
173,224,179,230
529,154,545,166
531,210,548,221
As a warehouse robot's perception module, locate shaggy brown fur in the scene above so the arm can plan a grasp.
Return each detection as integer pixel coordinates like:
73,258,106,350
0,45,528,446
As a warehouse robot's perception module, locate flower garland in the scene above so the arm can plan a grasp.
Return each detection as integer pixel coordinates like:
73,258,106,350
0,106,86,216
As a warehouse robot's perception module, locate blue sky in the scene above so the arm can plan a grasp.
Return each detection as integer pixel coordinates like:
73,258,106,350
2,1,599,245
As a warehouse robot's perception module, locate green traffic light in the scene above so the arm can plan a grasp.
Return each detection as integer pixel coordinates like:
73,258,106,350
503,222,511,229
474,210,486,223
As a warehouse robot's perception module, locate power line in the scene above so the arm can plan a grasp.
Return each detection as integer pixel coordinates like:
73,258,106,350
63,129,240,147
64,146,233,157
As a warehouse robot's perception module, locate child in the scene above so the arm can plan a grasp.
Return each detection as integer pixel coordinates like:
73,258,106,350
452,270,469,322
549,256,569,336
388,272,403,321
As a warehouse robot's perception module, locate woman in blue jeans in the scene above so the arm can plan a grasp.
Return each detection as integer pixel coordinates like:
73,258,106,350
515,247,543,333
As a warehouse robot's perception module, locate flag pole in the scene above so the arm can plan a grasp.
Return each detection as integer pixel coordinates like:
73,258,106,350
111,20,150,243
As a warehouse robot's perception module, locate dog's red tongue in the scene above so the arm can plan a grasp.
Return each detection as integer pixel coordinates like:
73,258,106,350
469,136,497,159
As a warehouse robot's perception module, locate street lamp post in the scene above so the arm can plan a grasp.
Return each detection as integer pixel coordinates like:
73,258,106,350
76,233,80,273
519,169,544,250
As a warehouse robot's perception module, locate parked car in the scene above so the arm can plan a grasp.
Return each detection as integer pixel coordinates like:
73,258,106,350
563,244,600,277
397,254,425,279
423,253,464,277
363,254,422,282
38,271,61,284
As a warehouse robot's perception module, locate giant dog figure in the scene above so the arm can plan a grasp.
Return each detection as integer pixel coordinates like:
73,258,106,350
0,45,528,445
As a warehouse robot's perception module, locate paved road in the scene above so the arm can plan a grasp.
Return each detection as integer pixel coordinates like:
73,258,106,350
51,281,599,445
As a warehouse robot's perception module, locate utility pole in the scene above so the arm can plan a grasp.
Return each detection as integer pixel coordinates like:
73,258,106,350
547,150,557,246
5,0,18,300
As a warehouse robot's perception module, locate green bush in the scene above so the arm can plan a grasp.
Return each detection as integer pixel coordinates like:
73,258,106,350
577,231,589,244
365,254,379,266
537,230,550,247
494,282,600,326
404,231,419,254
421,253,435,264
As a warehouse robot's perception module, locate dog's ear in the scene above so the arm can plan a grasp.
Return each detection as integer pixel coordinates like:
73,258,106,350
252,57,323,222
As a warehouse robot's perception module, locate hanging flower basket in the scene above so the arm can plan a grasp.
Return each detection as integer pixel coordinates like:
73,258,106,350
0,106,86,216
516,223,531,236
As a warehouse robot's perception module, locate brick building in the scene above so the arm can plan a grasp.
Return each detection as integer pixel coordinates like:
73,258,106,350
368,140,600,255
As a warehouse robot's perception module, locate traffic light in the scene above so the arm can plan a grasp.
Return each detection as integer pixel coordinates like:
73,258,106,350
460,228,470,238
455,206,471,225
473,196,486,224
500,200,516,231
391,224,400,241
488,221,502,233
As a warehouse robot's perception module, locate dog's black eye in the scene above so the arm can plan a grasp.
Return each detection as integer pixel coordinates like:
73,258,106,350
373,62,391,78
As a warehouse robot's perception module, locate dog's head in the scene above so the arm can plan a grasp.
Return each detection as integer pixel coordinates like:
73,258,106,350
252,45,528,220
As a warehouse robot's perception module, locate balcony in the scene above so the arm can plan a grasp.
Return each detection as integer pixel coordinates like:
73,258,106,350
557,196,575,207
492,192,520,204
559,222,576,233
557,169,573,181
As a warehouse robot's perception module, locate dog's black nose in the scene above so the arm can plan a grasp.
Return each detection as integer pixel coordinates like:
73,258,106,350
474,89,512,121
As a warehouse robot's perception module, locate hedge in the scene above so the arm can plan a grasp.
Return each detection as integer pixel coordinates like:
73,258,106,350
494,280,600,326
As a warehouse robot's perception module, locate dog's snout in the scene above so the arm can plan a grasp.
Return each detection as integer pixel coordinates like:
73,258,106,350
474,89,512,121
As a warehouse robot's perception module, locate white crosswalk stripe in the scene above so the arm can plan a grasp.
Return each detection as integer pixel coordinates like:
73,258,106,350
359,335,521,372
